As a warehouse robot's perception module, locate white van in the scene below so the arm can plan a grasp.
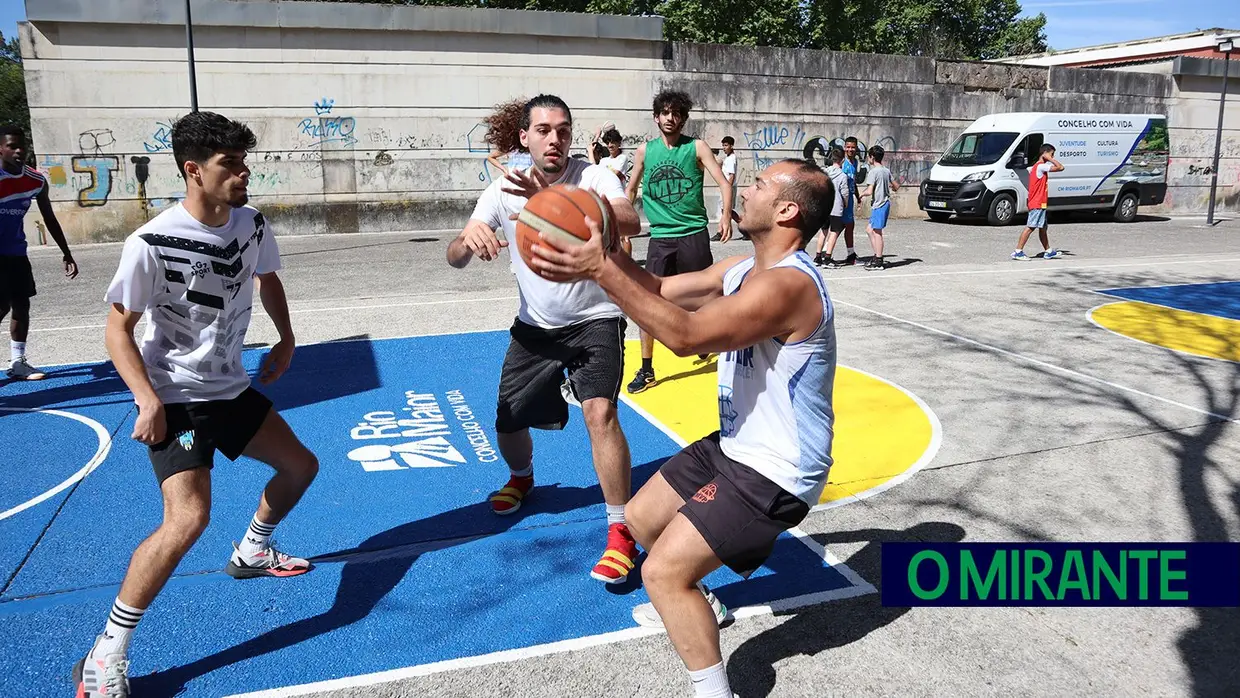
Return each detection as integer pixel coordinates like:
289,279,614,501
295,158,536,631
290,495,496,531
918,112,1168,225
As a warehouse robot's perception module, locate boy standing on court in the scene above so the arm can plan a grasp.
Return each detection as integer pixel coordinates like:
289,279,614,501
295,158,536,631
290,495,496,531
1013,144,1064,261
0,125,78,380
624,90,734,393
812,148,850,267
860,145,898,270
77,111,319,697
711,136,739,241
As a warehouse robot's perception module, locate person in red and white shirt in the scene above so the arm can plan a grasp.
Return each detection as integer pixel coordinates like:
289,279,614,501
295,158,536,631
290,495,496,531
0,125,78,380
1013,144,1064,261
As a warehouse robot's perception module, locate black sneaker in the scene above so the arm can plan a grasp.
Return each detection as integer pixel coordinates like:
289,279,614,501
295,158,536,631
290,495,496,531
844,253,859,266
627,368,656,394
812,252,828,267
864,258,885,271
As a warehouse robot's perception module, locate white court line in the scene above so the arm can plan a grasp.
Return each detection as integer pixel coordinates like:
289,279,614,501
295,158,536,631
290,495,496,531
835,298,1240,424
825,256,1240,282
1085,301,1240,366
225,524,874,698
29,296,521,333
808,366,944,513
0,408,114,521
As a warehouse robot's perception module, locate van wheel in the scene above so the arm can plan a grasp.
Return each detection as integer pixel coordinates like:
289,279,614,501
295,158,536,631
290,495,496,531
987,193,1016,226
1113,192,1138,223
927,211,951,222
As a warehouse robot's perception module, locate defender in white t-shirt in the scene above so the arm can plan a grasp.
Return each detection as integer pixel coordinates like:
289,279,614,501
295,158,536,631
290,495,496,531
447,95,643,585
75,112,319,698
529,159,836,698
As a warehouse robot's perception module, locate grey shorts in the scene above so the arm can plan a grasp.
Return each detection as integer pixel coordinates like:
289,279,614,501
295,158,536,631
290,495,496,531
1027,208,1047,229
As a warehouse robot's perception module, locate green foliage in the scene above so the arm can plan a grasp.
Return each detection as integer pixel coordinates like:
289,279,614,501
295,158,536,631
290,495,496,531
0,32,31,149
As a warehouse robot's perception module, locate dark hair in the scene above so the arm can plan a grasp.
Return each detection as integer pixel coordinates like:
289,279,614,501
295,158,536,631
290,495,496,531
601,128,622,145
653,89,692,118
171,111,256,177
484,97,528,155
593,142,609,160
722,136,735,146
521,94,572,132
778,159,832,244
844,136,859,145
867,145,885,163
829,147,845,165
0,124,26,144
1040,143,1056,155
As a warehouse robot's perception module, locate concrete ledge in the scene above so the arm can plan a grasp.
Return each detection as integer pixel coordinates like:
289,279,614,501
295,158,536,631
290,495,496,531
1049,65,1172,98
936,60,1048,91
26,0,664,42
666,42,936,84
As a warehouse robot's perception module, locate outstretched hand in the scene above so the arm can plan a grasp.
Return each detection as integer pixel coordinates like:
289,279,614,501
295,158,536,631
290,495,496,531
501,167,550,199
528,216,611,282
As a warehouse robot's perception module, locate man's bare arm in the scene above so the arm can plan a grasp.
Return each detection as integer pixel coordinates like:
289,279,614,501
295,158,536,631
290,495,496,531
624,143,647,203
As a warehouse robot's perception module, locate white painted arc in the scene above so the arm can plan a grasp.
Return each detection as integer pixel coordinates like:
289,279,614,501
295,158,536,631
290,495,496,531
0,408,114,521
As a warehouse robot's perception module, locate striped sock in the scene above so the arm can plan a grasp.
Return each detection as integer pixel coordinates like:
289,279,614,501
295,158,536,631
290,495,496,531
92,599,145,657
508,465,532,479
238,515,277,556
606,504,626,526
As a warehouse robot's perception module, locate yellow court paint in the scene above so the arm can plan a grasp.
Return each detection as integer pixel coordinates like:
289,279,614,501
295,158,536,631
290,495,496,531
1090,301,1240,363
621,341,939,508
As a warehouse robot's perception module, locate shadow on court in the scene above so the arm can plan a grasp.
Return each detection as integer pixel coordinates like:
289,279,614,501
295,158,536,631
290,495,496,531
728,521,967,698
132,458,666,697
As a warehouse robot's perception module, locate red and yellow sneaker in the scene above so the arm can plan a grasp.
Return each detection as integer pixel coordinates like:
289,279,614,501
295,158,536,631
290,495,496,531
490,475,534,515
591,523,638,584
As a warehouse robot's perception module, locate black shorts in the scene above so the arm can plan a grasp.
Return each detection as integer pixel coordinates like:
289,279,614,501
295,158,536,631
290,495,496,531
826,216,846,233
0,255,36,302
661,432,810,577
147,387,273,485
645,231,714,277
496,317,626,434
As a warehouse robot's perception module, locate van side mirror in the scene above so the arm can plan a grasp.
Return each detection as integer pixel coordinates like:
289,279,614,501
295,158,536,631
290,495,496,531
1008,154,1027,169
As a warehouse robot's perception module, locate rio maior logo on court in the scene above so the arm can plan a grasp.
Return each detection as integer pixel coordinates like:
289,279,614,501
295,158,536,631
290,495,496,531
177,430,195,451
345,389,498,471
647,163,693,205
693,483,718,503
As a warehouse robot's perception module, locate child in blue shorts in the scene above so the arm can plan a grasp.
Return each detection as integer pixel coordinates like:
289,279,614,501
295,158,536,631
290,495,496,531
861,145,898,271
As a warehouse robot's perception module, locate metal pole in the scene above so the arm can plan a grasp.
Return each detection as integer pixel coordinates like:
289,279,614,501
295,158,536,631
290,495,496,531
185,0,199,112
1206,50,1230,226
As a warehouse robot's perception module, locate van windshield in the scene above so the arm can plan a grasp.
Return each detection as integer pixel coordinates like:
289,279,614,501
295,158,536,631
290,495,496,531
939,132,1020,166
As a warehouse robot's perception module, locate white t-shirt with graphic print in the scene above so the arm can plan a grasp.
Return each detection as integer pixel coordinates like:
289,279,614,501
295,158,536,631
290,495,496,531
105,203,280,404
470,157,626,329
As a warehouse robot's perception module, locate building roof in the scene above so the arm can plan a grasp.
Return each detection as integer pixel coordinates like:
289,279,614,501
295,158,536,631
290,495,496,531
996,28,1240,68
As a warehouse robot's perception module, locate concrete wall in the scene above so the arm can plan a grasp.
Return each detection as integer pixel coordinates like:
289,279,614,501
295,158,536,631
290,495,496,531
20,0,1231,244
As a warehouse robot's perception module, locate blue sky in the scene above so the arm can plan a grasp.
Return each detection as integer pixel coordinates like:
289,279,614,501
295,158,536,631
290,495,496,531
1,0,1238,53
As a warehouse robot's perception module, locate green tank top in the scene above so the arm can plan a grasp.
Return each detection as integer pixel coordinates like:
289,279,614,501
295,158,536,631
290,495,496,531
641,135,707,238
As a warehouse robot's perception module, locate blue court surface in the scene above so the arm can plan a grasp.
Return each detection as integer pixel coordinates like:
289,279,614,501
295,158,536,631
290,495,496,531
0,332,865,697
1096,281,1240,321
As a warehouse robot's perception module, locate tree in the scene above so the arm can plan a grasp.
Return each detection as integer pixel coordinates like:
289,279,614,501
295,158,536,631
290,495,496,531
329,0,1048,59
0,31,31,148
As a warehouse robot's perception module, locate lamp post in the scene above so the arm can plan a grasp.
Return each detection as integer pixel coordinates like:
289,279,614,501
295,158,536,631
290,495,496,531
1206,37,1235,226
185,0,199,112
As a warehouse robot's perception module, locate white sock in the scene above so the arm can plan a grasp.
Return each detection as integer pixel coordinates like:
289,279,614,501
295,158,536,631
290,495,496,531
92,599,145,657
509,464,533,478
846,246,856,256
238,515,277,556
688,661,732,698
606,503,625,526
11,340,25,361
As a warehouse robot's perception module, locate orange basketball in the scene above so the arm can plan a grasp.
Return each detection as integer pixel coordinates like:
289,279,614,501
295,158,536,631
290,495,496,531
515,185,614,279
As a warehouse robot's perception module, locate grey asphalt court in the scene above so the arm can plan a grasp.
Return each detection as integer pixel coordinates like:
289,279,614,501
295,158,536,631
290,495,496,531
19,212,1240,697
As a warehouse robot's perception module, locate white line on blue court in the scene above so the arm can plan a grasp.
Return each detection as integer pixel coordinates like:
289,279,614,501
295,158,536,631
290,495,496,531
0,408,114,521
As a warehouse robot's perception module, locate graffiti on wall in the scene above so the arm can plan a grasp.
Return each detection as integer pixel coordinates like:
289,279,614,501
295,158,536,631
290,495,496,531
71,156,119,207
298,97,358,148
144,121,175,153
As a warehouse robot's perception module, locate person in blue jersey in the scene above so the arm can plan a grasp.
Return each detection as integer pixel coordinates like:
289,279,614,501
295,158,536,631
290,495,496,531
528,159,836,698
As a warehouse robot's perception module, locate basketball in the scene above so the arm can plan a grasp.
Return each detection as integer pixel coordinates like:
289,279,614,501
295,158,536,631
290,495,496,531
515,185,614,278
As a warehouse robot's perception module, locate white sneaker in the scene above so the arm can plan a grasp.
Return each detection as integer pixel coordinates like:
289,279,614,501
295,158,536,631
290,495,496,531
632,582,729,628
73,638,130,697
7,357,46,380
